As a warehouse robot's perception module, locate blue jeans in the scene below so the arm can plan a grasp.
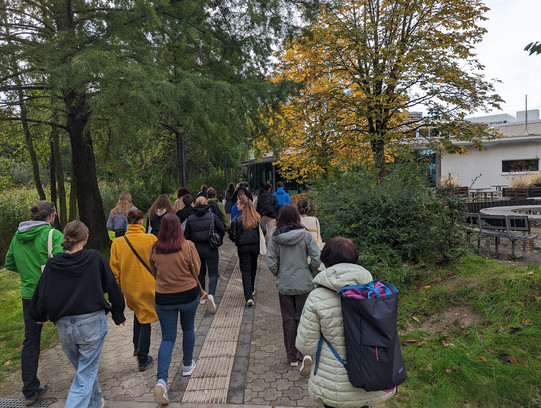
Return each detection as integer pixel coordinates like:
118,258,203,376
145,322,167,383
56,310,108,408
155,297,199,382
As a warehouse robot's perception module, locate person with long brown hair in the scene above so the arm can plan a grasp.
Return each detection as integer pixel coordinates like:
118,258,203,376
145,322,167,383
147,194,175,237
266,204,320,370
107,192,137,237
29,221,126,408
149,213,202,405
228,191,263,306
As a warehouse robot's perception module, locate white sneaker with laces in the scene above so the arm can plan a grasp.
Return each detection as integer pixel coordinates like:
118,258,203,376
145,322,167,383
246,299,254,307
154,379,169,405
300,355,312,376
182,360,197,376
207,294,217,314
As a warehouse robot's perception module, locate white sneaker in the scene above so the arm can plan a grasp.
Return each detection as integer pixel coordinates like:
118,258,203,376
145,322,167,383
300,355,312,376
289,361,299,367
199,299,206,305
246,299,254,307
207,294,217,314
154,379,169,405
182,360,197,376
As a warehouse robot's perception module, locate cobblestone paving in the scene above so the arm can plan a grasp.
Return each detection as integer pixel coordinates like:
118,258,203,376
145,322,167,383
243,258,319,407
0,240,323,407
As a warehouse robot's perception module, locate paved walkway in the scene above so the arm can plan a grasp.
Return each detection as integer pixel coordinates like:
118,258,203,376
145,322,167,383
0,240,321,408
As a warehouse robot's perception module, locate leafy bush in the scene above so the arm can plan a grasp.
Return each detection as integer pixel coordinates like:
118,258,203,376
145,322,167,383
311,164,466,271
0,188,40,265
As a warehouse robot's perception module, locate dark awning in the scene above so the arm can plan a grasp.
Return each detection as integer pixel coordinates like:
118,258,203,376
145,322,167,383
238,156,278,167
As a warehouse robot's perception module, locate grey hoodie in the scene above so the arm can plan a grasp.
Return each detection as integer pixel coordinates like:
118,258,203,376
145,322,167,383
266,227,321,295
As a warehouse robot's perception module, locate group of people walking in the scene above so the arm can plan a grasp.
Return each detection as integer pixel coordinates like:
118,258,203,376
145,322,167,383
5,180,396,408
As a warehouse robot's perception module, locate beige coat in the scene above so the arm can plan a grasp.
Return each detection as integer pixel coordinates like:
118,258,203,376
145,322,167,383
110,224,158,324
296,263,396,407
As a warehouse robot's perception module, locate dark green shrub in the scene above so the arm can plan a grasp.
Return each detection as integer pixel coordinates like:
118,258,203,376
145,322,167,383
0,188,40,265
311,164,466,271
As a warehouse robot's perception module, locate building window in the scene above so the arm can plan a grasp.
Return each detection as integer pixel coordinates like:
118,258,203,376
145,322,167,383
502,159,539,173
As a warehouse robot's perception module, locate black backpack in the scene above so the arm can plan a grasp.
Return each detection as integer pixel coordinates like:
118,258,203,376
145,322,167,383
314,280,407,391
257,193,277,218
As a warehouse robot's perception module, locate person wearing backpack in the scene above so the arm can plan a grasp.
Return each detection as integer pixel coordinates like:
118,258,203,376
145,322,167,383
296,237,396,408
207,187,229,230
256,183,279,247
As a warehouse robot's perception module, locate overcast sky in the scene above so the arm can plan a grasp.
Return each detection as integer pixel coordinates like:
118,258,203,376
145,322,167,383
473,0,541,117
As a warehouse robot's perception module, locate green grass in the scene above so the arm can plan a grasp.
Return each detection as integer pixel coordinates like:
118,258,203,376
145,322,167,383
388,256,541,408
0,256,539,406
0,268,58,385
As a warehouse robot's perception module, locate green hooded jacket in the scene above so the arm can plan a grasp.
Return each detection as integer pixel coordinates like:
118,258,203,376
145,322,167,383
5,221,64,299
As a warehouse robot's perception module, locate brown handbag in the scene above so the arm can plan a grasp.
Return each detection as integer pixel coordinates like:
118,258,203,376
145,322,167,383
187,241,208,300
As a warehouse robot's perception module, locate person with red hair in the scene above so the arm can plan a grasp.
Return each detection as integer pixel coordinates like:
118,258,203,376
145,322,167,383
149,214,202,405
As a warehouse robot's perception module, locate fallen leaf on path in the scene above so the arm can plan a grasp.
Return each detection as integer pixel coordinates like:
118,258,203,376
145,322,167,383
411,316,420,323
402,338,418,346
475,356,487,362
508,356,518,365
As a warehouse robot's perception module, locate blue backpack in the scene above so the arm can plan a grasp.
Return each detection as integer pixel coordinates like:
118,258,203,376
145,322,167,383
315,280,407,391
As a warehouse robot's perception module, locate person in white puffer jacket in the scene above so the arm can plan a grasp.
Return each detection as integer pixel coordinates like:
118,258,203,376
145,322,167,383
296,237,396,408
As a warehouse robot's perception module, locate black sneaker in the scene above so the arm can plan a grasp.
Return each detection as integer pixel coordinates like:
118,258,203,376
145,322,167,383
24,384,48,406
139,355,154,372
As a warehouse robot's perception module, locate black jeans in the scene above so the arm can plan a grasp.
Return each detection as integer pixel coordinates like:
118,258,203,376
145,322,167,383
237,243,259,301
195,243,219,295
133,315,152,366
21,298,43,398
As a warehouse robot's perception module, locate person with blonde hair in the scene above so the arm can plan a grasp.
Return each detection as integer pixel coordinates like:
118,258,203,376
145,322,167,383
107,192,137,237
29,221,126,408
183,196,225,313
147,194,175,237
228,191,264,306
110,209,158,371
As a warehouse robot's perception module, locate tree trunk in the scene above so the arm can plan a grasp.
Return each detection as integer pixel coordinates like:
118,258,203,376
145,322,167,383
69,163,77,222
64,91,110,249
371,138,386,182
51,108,67,227
50,139,59,228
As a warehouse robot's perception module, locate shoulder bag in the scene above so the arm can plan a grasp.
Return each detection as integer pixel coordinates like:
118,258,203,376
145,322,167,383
123,236,152,275
40,228,55,273
208,213,223,248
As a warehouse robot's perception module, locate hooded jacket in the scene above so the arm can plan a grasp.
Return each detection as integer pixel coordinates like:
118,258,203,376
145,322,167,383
273,187,291,206
110,224,158,324
295,263,396,407
266,227,321,295
5,221,64,299
28,249,126,325
184,205,225,245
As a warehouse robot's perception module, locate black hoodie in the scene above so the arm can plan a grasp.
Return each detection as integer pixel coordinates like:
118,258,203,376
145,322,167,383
29,249,126,325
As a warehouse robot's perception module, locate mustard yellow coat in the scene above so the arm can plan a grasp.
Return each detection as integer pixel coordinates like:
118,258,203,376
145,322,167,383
110,224,158,324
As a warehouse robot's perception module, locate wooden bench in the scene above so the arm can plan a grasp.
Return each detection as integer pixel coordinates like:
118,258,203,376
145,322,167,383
458,213,537,257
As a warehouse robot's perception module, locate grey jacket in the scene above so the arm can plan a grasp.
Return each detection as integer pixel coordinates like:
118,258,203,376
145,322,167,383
266,227,321,295
296,263,396,407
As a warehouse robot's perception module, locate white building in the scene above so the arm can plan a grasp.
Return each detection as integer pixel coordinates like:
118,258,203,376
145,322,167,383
440,119,541,189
